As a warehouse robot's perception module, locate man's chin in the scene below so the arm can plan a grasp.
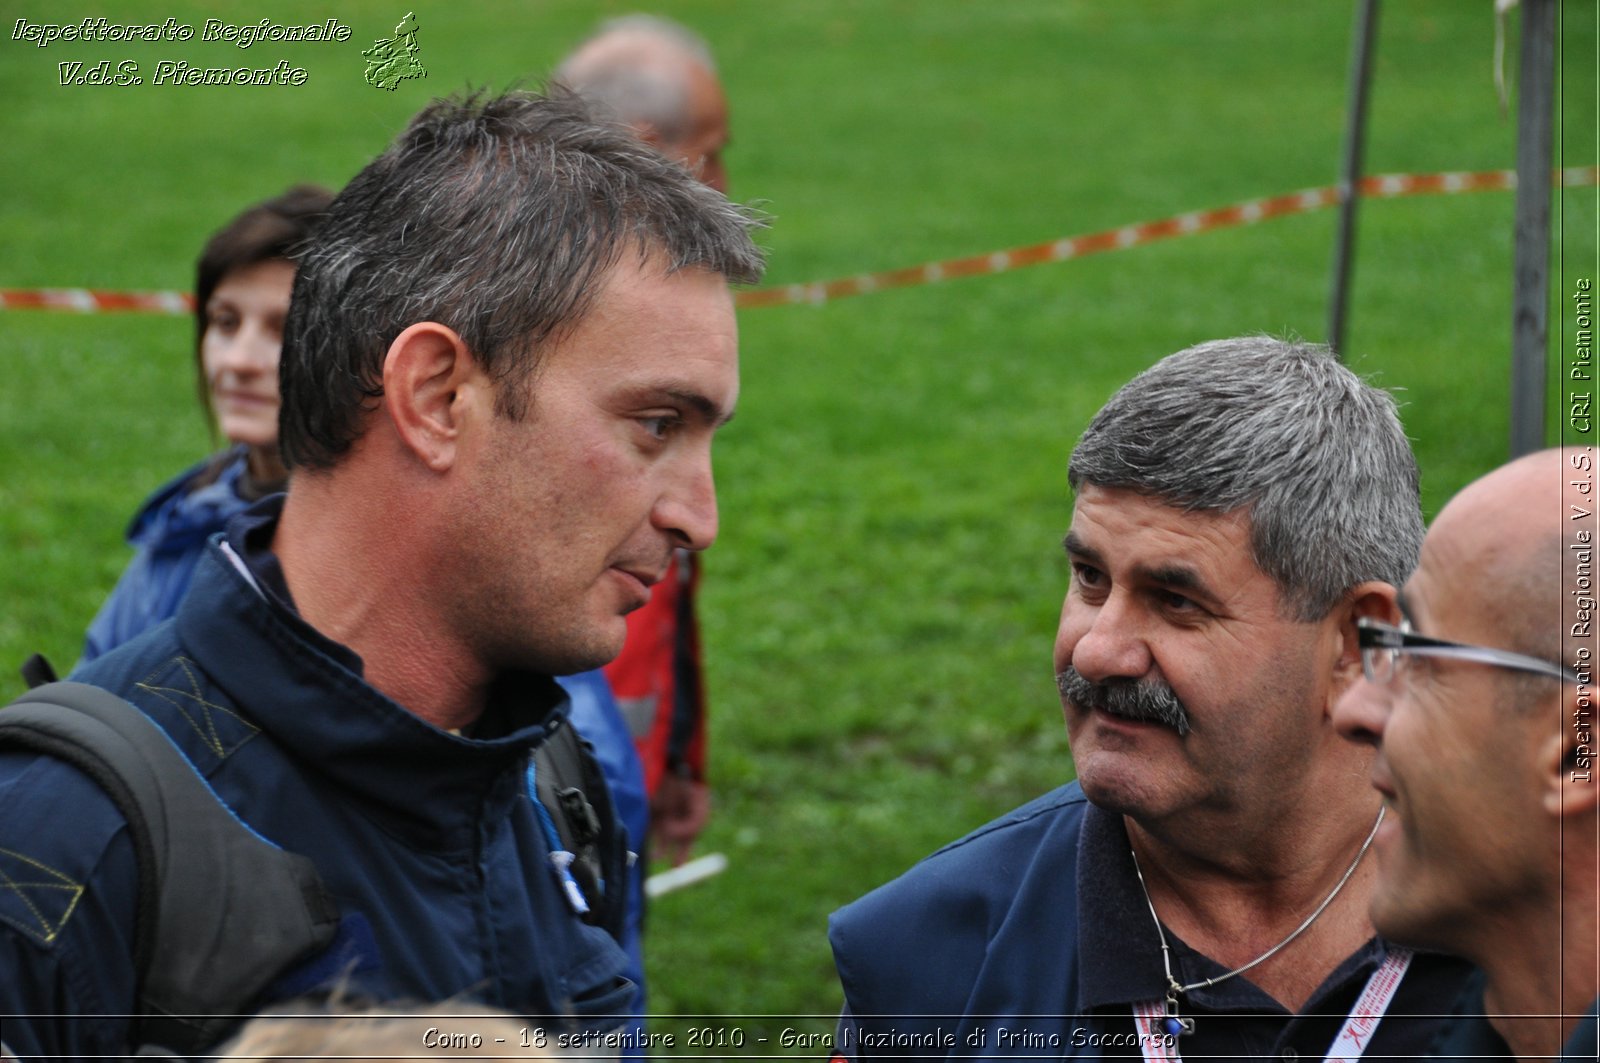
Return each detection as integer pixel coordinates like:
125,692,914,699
517,628,626,678
1367,882,1444,953
575,638,627,676
1074,753,1169,818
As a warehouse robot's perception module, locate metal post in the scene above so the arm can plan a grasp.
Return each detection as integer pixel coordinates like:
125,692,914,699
1327,0,1380,358
1511,0,1557,457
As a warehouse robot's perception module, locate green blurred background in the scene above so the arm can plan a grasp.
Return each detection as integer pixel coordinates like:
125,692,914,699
1,0,1595,1042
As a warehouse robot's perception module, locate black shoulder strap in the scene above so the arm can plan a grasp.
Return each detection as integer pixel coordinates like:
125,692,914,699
533,720,629,938
19,652,57,690
0,679,339,1055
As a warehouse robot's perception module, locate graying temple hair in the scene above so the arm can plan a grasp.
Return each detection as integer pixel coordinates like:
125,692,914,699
278,90,764,471
1067,336,1423,620
553,15,717,145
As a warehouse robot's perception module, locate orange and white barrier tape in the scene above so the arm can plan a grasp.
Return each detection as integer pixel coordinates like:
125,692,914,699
3,167,1594,315
734,165,1599,308
0,287,194,313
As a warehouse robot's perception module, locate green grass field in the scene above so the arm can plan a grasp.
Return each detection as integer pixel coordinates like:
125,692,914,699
2,0,1596,1044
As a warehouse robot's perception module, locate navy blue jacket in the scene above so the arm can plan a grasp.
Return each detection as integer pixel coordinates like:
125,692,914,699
830,783,1472,1061
83,449,653,1038
0,518,632,1059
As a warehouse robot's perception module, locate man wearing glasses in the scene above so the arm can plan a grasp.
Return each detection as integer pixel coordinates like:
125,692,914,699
1335,447,1598,1061
830,337,1473,1059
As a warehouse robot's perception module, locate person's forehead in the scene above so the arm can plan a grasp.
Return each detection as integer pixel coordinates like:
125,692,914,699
1069,485,1257,570
538,256,737,387
1399,534,1449,630
211,257,296,297
1402,465,1531,634
584,254,734,319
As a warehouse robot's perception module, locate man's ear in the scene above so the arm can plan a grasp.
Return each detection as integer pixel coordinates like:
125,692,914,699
1542,683,1600,818
381,322,477,472
1328,581,1402,699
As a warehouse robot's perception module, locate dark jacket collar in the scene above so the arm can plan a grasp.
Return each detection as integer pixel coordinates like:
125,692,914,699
174,499,571,847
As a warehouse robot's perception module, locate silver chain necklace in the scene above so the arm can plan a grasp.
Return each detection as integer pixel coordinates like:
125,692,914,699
1129,806,1385,1038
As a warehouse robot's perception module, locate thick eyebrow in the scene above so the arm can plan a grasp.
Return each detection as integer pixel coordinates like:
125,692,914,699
1062,530,1099,563
1136,563,1217,603
1062,530,1221,603
652,388,736,429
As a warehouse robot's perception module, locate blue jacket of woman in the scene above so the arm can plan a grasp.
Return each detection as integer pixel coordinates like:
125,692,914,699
83,447,261,662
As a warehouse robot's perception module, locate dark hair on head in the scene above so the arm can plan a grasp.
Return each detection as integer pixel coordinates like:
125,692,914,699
1068,336,1424,621
193,184,335,420
278,88,766,471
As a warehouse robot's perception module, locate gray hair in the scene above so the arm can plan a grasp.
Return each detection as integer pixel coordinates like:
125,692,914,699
553,15,717,145
278,89,765,471
1067,336,1423,620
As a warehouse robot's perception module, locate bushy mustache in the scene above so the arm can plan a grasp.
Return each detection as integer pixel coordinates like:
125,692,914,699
1055,666,1192,737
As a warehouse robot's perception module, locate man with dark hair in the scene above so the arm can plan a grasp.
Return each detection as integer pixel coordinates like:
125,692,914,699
1334,448,1598,1061
829,337,1472,1059
0,90,763,1060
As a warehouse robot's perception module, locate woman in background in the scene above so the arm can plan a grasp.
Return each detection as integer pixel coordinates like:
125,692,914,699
83,185,333,661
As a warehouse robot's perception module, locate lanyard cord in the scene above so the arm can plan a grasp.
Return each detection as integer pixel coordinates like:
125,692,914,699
1131,949,1413,1063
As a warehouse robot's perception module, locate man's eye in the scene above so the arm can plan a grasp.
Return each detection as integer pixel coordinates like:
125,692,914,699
639,415,681,440
1156,589,1199,613
1071,563,1104,588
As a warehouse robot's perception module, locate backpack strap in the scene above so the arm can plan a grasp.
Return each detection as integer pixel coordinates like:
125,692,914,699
0,679,339,1055
19,651,57,690
532,719,629,939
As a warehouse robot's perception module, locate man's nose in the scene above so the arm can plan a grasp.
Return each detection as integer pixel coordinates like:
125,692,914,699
1058,591,1155,683
653,451,719,551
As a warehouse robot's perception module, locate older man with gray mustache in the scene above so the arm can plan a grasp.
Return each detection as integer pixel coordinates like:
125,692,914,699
830,336,1475,1061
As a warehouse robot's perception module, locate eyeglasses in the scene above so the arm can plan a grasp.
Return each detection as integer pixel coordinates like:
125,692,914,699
1356,618,1580,685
